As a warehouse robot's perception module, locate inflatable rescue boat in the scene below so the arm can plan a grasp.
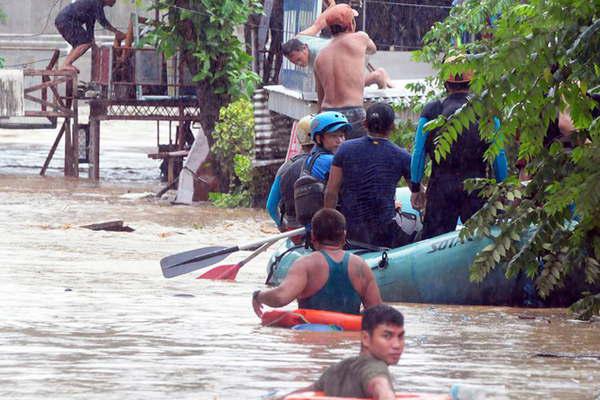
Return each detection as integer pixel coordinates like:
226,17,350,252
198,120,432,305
266,188,591,306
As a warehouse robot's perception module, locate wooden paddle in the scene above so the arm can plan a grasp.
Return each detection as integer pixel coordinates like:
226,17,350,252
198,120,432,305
196,240,277,281
160,227,305,278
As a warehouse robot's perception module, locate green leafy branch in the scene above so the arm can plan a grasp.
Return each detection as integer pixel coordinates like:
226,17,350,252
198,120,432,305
418,0,600,317
146,0,262,100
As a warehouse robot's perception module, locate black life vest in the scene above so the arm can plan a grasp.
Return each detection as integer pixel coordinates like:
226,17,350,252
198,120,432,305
279,153,310,223
425,93,488,178
294,151,325,226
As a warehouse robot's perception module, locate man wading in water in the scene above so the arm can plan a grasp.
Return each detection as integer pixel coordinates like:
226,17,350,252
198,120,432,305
252,208,382,316
55,0,125,72
280,305,453,399
313,4,378,139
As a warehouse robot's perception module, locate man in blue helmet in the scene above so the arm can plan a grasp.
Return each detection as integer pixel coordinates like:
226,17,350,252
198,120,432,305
304,111,351,182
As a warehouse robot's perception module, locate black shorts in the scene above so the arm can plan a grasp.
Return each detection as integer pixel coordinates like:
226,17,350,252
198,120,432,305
322,106,367,140
55,18,93,47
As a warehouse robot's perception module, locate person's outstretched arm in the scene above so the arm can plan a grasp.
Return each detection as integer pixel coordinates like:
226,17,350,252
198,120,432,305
266,177,283,227
97,3,125,40
252,258,309,317
410,116,430,189
298,0,336,36
409,117,430,210
492,117,508,182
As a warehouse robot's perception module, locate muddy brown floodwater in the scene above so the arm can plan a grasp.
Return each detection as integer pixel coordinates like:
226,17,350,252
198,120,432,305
0,121,598,400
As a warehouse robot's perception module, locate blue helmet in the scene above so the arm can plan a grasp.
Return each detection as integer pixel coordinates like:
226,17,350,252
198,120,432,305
310,111,352,140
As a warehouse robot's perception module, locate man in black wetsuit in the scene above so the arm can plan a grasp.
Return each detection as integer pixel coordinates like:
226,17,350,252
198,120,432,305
55,0,125,72
409,59,508,240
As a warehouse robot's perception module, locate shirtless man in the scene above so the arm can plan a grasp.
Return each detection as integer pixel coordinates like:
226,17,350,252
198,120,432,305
313,4,377,139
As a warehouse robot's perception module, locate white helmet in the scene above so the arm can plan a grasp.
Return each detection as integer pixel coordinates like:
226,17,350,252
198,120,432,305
296,115,314,146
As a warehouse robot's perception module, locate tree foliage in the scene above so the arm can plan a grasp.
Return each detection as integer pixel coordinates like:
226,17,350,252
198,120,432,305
416,0,600,317
145,0,261,189
147,0,261,100
209,98,255,208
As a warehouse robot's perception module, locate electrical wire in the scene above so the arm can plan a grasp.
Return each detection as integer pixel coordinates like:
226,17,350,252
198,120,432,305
361,0,451,8
23,0,64,38
5,0,452,68
158,3,452,50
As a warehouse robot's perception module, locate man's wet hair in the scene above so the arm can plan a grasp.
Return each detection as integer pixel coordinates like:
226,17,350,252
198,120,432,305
282,39,305,56
312,208,346,243
445,80,470,92
366,103,395,134
329,24,347,35
362,304,404,334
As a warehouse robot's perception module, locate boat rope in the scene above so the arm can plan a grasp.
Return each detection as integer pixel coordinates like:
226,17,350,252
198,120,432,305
265,244,304,284
377,251,389,270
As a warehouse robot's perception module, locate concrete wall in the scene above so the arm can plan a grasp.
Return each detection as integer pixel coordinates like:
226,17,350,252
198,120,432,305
0,0,154,80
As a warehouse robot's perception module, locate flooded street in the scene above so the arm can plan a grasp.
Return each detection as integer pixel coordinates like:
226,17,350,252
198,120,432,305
0,122,598,399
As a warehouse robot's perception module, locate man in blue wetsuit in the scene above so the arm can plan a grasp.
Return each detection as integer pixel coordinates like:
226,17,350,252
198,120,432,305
252,208,382,317
409,61,508,240
55,0,125,72
265,115,315,231
325,103,412,248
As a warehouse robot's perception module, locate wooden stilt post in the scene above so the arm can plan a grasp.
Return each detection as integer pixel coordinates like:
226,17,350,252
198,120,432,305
72,75,79,178
89,117,100,181
40,120,66,176
64,117,73,176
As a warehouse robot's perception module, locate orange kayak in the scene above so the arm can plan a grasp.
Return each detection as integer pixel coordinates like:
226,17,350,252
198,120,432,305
285,391,447,399
261,309,362,331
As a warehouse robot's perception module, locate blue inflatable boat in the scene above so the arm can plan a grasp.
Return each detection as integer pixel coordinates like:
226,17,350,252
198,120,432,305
265,188,590,306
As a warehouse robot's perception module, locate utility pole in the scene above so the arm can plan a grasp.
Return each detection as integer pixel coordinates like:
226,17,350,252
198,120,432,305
362,0,367,32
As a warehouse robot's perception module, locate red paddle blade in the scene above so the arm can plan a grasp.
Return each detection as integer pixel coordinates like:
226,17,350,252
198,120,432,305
196,264,242,280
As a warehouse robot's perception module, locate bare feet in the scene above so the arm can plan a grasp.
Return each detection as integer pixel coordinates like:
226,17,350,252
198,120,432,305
59,64,80,74
365,67,395,89
378,67,395,88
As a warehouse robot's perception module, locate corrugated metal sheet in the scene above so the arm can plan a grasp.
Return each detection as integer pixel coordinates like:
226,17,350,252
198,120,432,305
253,89,293,167
0,69,24,117
263,80,428,122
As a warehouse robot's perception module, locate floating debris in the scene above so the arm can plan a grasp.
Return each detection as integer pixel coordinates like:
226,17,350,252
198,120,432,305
81,220,134,232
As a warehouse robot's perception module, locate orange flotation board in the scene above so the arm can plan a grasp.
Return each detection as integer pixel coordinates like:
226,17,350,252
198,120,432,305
285,391,446,399
261,309,362,331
